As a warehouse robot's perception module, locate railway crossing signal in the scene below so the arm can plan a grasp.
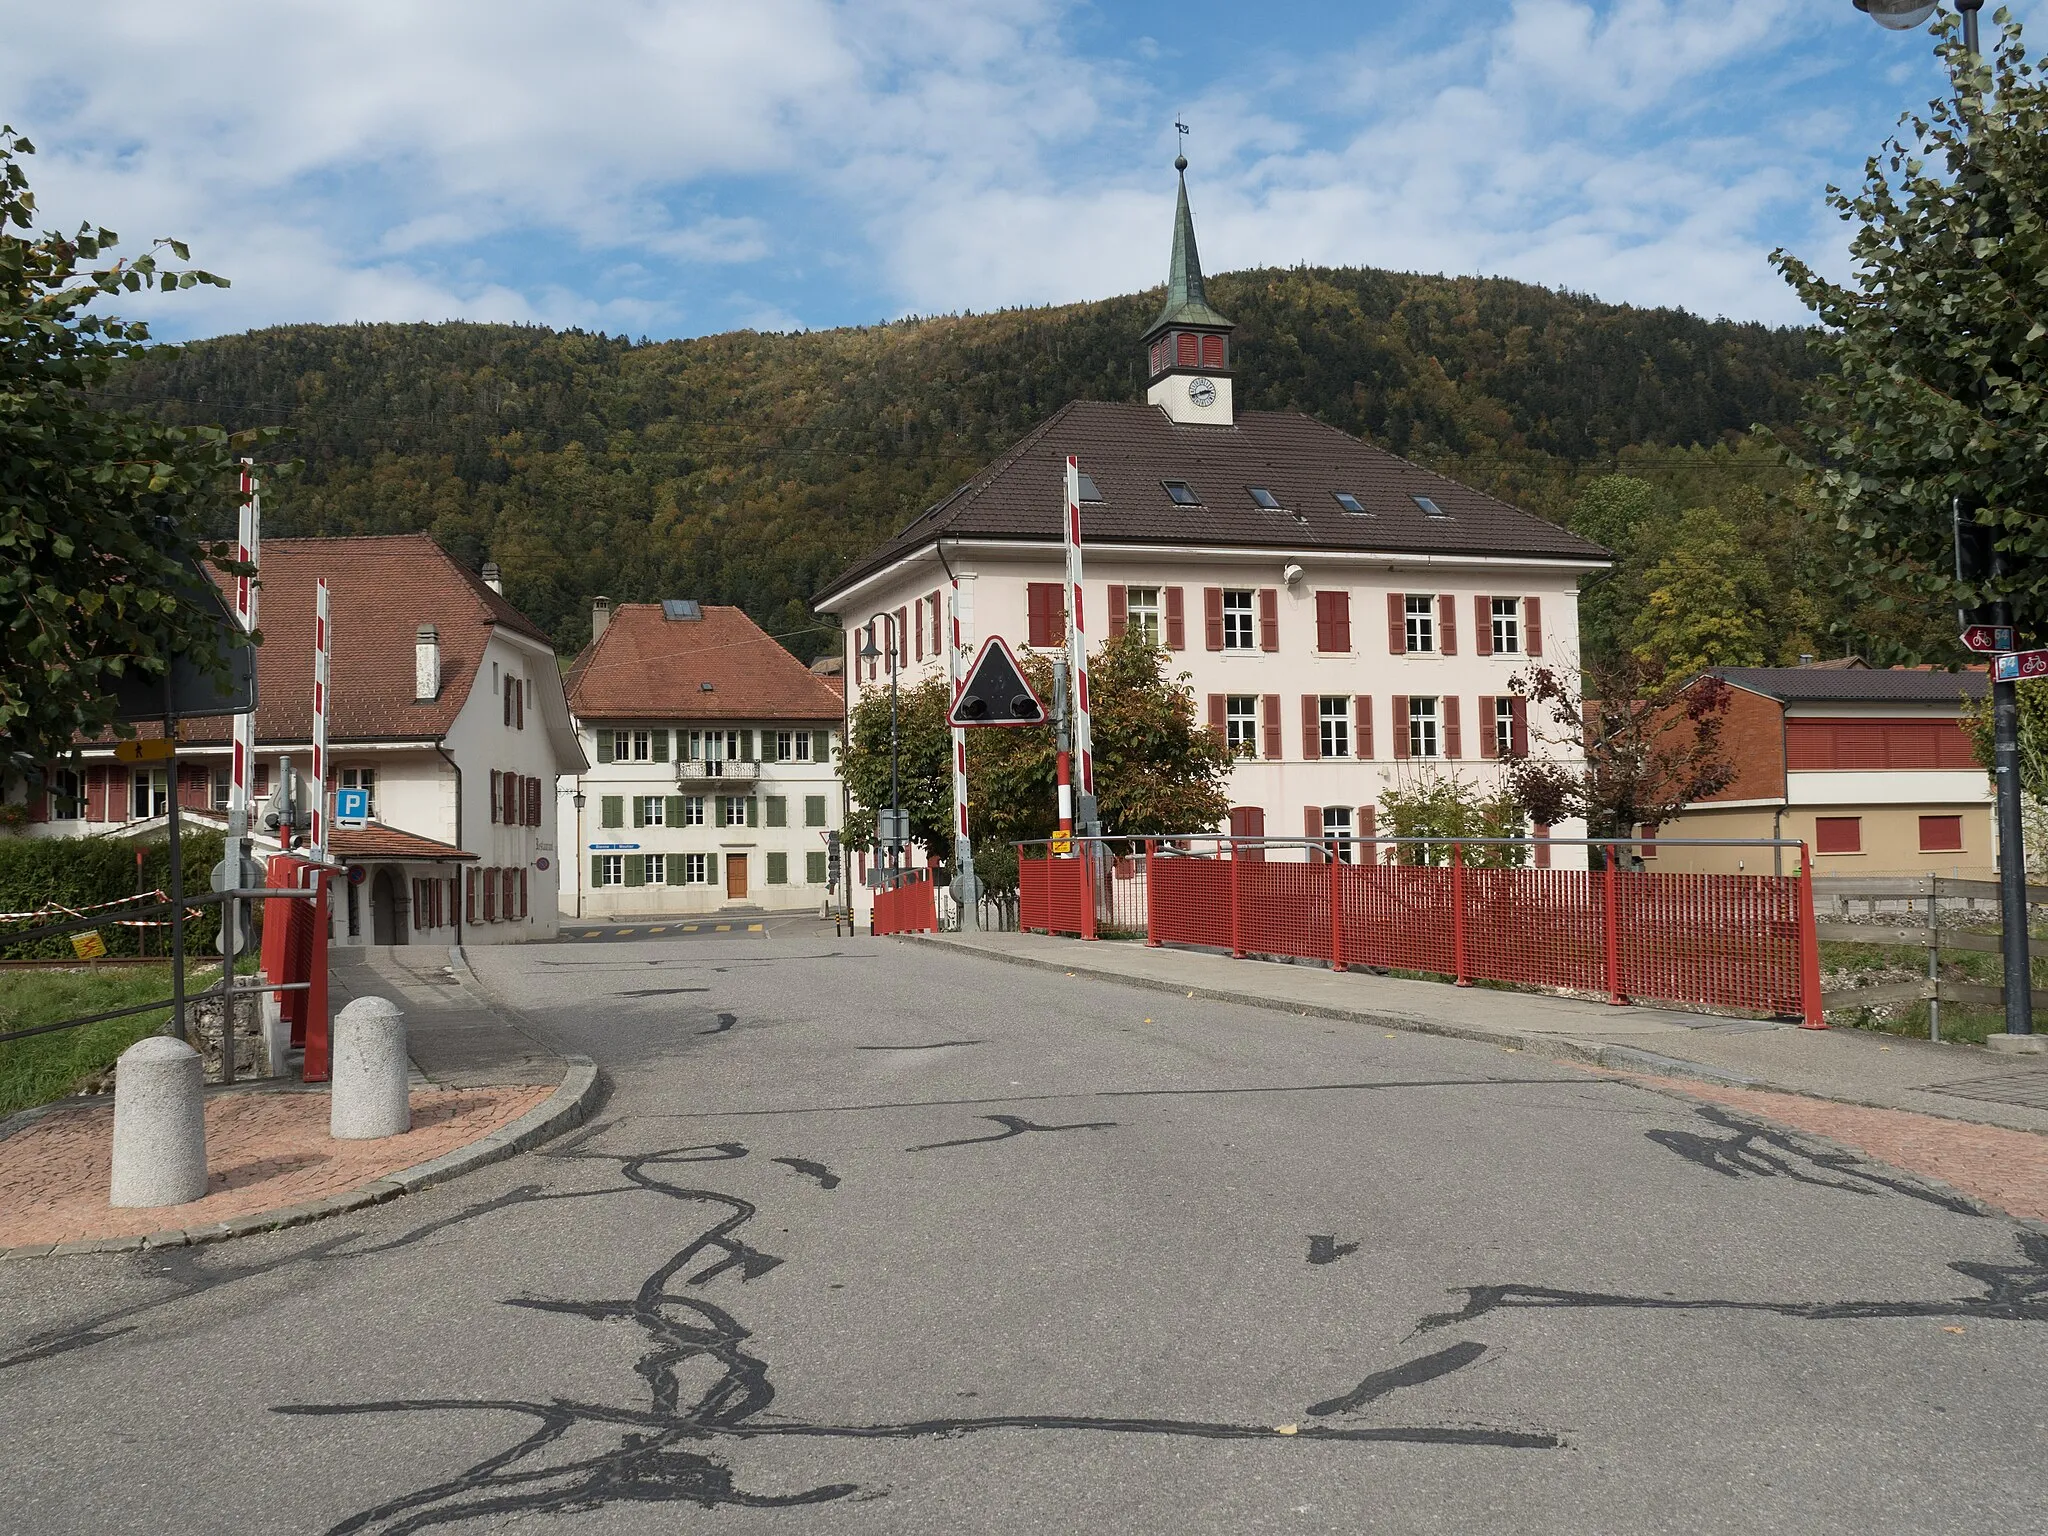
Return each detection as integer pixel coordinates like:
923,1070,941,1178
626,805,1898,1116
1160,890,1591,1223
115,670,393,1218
948,637,1045,727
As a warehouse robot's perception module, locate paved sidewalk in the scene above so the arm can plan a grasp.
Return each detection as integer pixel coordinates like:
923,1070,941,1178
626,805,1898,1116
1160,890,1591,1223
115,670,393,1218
917,930,2048,1135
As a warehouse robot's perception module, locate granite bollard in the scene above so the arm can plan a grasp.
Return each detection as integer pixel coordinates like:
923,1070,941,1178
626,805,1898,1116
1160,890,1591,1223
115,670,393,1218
331,996,410,1139
109,1036,208,1208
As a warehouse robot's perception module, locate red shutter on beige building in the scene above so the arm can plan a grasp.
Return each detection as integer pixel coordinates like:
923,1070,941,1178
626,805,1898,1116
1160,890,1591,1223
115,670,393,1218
930,591,942,655
1478,695,1497,758
1204,587,1225,650
1511,697,1529,757
1392,696,1410,758
1386,592,1406,654
1355,696,1373,759
1438,594,1458,655
1525,596,1543,656
1261,694,1282,760
1164,587,1185,649
1316,590,1351,652
914,598,924,660
1444,696,1462,759
1207,694,1226,738
1027,583,1064,647
1301,696,1321,760
483,868,498,922
1257,589,1279,652
895,607,908,664
1229,805,1265,839
1304,804,1324,861
1359,805,1376,840
1107,585,1127,639
467,869,478,925
1534,823,1552,868
1474,595,1493,656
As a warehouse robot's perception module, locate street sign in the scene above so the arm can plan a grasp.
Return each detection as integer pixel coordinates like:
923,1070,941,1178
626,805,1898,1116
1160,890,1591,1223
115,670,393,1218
114,738,176,764
334,786,371,828
949,637,1045,727
1049,830,1072,856
589,842,642,851
877,808,910,848
1962,623,2016,654
1994,649,2048,683
70,929,106,960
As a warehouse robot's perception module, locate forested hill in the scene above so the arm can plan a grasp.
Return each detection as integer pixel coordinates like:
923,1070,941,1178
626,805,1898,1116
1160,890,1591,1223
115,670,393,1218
103,266,1820,662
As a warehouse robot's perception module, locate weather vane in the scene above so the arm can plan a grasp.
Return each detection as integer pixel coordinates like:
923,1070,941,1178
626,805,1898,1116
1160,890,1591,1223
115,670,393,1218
1174,116,1189,170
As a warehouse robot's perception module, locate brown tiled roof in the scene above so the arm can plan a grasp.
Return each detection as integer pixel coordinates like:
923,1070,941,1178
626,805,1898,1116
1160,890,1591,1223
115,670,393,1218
1716,666,1988,705
566,604,845,723
817,400,1610,604
90,534,552,747
330,822,476,862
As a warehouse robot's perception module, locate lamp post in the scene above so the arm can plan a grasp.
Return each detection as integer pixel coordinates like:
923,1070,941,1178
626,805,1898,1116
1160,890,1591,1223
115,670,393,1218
858,616,902,880
1853,0,2031,1042
572,790,586,919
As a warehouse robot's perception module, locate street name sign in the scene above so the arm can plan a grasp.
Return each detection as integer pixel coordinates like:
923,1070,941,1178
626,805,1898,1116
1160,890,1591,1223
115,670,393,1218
1962,623,2016,654
1993,649,2048,683
949,637,1045,727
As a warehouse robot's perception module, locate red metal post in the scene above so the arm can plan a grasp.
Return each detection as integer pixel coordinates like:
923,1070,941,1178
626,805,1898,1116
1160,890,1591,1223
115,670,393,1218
1451,841,1470,986
302,870,332,1083
1797,841,1827,1029
1330,839,1346,972
1229,838,1244,958
1602,845,1626,1006
1145,839,1161,946
1080,841,1099,941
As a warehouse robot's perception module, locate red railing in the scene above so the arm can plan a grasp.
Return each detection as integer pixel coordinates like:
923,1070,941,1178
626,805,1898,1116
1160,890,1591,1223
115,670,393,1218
259,852,333,1081
872,870,938,936
1017,836,1824,1026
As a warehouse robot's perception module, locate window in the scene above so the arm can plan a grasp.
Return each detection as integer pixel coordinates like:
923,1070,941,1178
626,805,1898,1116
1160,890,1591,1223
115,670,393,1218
211,768,231,812
48,767,85,820
1026,582,1066,647
1409,697,1440,759
684,853,709,884
1162,480,1201,506
1920,815,1964,853
599,855,626,887
1491,597,1521,655
1333,491,1367,514
1315,590,1350,653
132,769,167,820
1319,697,1351,758
1412,494,1449,518
1126,586,1162,647
766,796,787,828
644,854,666,885
1222,590,1255,651
337,770,373,814
631,730,651,762
639,795,665,826
794,731,812,762
1248,486,1281,510
767,852,789,885
1495,698,1518,758
1077,473,1105,502
1815,816,1863,855
684,795,706,826
1225,696,1258,756
771,731,792,762
1322,806,1354,863
723,796,749,827
1405,594,1436,653
807,850,828,884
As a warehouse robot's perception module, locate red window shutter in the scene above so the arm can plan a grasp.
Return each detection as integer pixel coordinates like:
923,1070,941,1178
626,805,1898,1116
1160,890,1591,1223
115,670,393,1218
1511,697,1529,757
1027,583,1065,647
1228,805,1266,838
1444,696,1463,759
529,776,540,826
1201,334,1224,367
931,591,942,655
1107,585,1128,639
1203,587,1225,650
1262,694,1282,760
1355,696,1373,759
1438,594,1458,656
519,868,529,919
504,685,512,726
895,607,908,664
1258,588,1279,652
1301,696,1321,760
1387,592,1406,654
1525,596,1543,656
1534,824,1552,868
1206,694,1226,738
1325,590,1351,652
1815,816,1861,854
914,598,924,661
483,868,497,922
1177,332,1198,366
1304,804,1324,862
1478,696,1497,759
1392,697,1411,758
1164,587,1186,650
1919,814,1964,852
489,770,501,824
1359,805,1376,841
1474,595,1493,657
517,680,525,729
467,869,478,925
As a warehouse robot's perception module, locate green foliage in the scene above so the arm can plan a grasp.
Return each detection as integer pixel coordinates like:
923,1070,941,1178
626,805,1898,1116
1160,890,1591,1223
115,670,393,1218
0,965,189,1115
0,830,224,958
1771,11,2048,645
0,129,263,772
1376,769,1529,867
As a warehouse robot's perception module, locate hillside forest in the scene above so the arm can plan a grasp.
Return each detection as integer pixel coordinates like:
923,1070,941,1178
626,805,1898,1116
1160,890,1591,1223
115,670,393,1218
100,265,1953,675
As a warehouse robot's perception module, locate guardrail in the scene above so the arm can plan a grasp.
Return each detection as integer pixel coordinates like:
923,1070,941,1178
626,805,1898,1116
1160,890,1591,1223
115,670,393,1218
1813,875,2047,1040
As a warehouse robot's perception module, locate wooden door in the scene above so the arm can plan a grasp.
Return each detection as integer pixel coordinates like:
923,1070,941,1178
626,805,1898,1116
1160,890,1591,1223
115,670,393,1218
725,853,748,900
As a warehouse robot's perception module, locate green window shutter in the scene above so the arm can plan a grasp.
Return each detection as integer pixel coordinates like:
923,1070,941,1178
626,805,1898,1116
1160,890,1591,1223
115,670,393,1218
651,730,669,763
596,729,613,764
625,855,646,887
601,795,623,829
806,850,827,884
591,855,604,887
740,730,755,762
767,852,788,885
746,796,759,828
812,731,829,763
667,853,688,885
666,796,685,826
766,796,787,828
805,795,825,828
632,796,645,827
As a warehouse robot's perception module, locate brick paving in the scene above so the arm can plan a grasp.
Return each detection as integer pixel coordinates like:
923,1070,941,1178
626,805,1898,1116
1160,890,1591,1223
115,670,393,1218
0,1086,552,1249
1635,1074,2048,1224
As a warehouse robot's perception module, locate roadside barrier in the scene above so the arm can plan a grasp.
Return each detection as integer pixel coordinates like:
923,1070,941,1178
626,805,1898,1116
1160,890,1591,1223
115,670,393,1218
331,997,410,1139
109,1035,208,1207
871,869,938,936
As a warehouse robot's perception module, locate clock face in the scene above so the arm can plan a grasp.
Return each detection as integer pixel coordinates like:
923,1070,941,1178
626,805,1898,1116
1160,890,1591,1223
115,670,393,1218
1187,376,1217,408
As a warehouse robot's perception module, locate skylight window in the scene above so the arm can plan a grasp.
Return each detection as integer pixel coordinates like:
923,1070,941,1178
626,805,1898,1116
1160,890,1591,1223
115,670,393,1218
1333,492,1367,514
1077,473,1105,503
661,599,704,621
1412,495,1449,518
1248,486,1282,510
1162,480,1201,506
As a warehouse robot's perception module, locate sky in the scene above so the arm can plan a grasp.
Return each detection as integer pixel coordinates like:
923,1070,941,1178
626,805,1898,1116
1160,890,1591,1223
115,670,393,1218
2,0,2032,343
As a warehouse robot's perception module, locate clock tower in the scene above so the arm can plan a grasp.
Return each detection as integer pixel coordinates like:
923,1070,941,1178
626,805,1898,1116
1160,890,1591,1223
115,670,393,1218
1141,154,1235,427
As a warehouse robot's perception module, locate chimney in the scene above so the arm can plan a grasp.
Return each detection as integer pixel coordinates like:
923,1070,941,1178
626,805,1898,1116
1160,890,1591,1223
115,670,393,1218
592,596,612,644
482,562,503,594
415,625,441,701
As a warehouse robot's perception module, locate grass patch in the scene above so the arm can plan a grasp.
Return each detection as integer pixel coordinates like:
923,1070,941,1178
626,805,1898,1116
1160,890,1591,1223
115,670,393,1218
1820,930,2048,1046
0,964,226,1118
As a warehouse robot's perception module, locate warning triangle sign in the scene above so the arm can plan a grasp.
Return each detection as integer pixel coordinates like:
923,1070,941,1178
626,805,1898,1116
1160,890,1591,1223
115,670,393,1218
949,636,1046,728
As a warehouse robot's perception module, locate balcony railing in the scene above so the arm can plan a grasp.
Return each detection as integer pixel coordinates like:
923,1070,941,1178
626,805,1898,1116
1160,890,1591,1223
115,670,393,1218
675,759,761,784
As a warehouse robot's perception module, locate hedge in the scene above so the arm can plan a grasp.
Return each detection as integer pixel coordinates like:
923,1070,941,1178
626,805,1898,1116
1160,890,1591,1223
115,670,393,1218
1,832,225,959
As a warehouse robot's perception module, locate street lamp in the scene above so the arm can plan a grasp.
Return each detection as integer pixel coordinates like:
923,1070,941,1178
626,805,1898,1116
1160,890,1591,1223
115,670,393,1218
572,790,586,919
857,616,902,879
1854,0,1941,32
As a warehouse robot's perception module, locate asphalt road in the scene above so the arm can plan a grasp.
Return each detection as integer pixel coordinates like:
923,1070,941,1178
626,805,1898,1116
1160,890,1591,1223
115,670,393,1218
3,922,2046,1534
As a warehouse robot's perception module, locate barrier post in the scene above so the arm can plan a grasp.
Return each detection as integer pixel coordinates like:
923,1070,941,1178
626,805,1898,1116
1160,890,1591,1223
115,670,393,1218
1145,839,1160,946
1602,845,1626,1007
1330,840,1346,972
1451,841,1470,986
1229,839,1244,958
1080,842,1098,942
303,870,332,1082
1797,841,1827,1029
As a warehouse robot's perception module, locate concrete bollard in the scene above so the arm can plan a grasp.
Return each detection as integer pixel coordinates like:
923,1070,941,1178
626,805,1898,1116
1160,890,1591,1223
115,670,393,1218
331,996,410,1140
109,1037,208,1208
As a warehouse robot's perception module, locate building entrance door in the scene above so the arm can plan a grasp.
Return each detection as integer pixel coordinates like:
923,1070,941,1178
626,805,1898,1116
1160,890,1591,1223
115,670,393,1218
725,853,748,901
370,867,400,944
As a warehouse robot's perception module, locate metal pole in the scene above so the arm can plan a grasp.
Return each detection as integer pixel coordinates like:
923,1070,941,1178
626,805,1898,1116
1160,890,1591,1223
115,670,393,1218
1993,666,2032,1033
887,613,900,881
1052,656,1073,852
164,682,186,1044
947,580,980,929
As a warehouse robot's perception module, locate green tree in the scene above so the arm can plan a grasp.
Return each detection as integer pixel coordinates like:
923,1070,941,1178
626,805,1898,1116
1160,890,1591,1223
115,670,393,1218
0,128,258,772
1629,504,1775,683
1376,768,1529,867
1771,11,2048,643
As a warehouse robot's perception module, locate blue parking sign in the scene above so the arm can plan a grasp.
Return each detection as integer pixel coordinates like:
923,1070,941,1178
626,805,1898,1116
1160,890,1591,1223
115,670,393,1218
335,786,371,827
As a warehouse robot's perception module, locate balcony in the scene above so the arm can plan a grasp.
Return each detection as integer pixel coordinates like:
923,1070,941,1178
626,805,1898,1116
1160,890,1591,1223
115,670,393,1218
675,759,760,785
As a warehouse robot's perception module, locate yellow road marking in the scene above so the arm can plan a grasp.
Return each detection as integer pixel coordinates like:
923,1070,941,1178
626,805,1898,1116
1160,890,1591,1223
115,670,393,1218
715,924,732,932
747,923,763,932
648,927,667,934
581,930,601,938
614,929,633,936
683,925,699,933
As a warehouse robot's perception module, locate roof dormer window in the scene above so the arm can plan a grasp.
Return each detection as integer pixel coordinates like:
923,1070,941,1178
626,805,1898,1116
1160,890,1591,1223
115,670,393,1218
1077,473,1105,503
1413,495,1449,519
1333,492,1367,514
1248,487,1282,510
1162,480,1201,507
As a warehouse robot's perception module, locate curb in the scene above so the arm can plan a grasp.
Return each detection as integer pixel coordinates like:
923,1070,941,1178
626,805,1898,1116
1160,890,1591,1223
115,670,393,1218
0,1056,603,1262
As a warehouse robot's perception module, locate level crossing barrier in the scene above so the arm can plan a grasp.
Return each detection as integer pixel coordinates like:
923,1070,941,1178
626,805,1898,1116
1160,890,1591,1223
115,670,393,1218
1015,835,1824,1026
871,868,938,936
259,852,334,1081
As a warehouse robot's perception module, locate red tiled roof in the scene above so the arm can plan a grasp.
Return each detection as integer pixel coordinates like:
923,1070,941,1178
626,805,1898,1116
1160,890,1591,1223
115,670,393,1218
566,604,844,723
329,822,476,862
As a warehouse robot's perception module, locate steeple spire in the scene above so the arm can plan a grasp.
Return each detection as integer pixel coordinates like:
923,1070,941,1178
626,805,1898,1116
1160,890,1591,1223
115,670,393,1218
1141,148,1235,425
1150,155,1233,334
